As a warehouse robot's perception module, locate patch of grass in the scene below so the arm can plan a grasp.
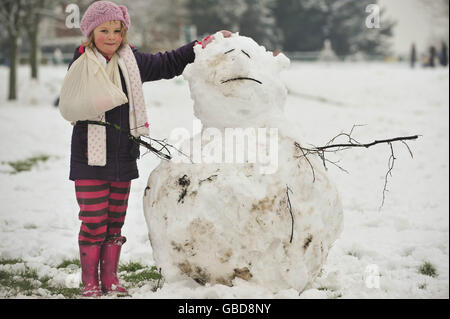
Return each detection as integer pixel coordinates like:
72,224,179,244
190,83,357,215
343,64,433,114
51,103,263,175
118,261,145,273
38,275,82,298
56,259,81,269
119,263,163,291
0,260,81,298
44,286,82,298
418,283,427,290
0,258,23,265
346,250,361,258
0,267,41,296
122,266,161,285
0,258,162,298
418,262,438,278
19,267,39,280
5,154,50,174
23,223,38,230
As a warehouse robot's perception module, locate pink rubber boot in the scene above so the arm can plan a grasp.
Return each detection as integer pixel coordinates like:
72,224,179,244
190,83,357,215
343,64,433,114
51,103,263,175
79,244,103,297
100,236,128,294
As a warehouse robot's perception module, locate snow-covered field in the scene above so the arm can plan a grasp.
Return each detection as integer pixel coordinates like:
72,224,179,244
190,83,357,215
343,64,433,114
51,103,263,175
0,61,448,298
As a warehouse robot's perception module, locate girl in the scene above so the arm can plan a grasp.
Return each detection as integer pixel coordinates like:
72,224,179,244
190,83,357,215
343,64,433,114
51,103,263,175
62,0,230,297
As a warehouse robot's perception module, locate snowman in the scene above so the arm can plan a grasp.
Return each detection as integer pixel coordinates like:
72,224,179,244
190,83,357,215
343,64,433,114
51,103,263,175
143,32,343,292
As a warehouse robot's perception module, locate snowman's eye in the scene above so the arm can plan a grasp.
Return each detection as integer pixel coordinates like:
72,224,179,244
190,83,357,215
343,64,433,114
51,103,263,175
225,49,235,54
241,50,251,58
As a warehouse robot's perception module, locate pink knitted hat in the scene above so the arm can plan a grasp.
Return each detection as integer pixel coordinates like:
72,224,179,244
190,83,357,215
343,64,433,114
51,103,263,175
80,1,130,37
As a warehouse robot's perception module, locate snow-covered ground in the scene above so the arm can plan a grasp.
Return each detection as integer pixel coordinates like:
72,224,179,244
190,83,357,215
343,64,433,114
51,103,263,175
0,61,448,298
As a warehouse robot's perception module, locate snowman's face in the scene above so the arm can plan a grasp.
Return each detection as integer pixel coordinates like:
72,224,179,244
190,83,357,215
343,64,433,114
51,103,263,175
209,47,263,97
184,33,290,127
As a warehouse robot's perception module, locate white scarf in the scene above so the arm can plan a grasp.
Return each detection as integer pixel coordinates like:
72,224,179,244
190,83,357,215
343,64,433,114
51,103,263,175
87,45,149,166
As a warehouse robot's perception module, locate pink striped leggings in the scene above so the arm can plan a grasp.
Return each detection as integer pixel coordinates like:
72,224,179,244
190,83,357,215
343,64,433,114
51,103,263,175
75,180,131,246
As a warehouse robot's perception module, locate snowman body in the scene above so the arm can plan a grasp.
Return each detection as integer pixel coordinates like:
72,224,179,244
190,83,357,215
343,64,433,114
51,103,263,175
143,33,343,292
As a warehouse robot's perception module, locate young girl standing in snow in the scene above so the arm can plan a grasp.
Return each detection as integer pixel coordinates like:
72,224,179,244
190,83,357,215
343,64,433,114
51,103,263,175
60,0,230,297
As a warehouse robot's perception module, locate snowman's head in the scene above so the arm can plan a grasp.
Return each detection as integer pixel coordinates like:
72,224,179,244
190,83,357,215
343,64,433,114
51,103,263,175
184,32,290,129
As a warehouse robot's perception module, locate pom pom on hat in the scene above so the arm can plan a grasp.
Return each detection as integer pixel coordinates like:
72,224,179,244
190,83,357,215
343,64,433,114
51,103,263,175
80,1,131,37
119,5,130,24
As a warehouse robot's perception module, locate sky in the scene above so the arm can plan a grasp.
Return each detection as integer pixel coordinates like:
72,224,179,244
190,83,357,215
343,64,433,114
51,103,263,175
379,0,449,55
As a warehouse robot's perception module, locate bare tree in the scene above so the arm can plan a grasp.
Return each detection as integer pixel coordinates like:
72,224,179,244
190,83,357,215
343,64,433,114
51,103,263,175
0,0,27,100
23,0,59,80
0,0,61,98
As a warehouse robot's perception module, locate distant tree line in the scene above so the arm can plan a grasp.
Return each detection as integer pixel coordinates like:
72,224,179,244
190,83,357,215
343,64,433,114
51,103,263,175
186,0,396,56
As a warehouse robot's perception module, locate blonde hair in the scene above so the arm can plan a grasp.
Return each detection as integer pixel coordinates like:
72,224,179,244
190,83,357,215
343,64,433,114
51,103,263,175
81,20,129,50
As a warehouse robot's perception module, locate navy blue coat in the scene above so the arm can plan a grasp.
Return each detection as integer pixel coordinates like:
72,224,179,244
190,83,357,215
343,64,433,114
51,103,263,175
68,42,196,181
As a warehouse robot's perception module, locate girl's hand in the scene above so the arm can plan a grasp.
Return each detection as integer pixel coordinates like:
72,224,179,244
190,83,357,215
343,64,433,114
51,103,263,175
198,30,232,49
219,30,232,38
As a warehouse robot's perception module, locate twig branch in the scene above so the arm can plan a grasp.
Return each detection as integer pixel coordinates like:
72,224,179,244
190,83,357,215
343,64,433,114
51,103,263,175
380,142,395,210
156,267,162,290
309,135,419,152
80,120,190,162
286,186,294,244
401,140,414,159
294,142,316,182
294,125,420,209
143,136,193,164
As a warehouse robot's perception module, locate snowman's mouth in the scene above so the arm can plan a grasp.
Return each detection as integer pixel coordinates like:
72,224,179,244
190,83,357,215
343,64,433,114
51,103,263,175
221,77,262,85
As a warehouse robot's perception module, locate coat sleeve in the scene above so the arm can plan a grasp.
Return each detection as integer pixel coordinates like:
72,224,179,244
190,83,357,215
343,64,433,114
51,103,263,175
133,41,197,82
68,46,84,70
